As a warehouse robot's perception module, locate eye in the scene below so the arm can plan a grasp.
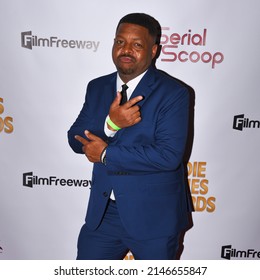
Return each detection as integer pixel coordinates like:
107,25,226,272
115,39,124,45
134,42,143,49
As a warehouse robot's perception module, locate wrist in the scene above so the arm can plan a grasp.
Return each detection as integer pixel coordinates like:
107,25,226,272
107,122,117,131
107,117,121,131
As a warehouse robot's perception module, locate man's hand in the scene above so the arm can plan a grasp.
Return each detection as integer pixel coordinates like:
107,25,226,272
108,92,143,130
75,131,108,163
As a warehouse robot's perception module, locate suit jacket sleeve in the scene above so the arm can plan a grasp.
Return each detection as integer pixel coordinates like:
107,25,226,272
67,80,109,154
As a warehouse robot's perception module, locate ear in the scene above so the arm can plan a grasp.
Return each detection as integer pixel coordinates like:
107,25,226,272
151,44,158,59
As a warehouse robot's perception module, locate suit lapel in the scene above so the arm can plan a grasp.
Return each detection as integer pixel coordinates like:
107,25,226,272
130,67,156,107
104,73,117,113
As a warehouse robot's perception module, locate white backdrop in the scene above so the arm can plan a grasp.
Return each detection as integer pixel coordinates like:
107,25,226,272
0,0,259,260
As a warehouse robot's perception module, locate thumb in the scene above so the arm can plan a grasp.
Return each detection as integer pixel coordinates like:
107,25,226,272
111,92,122,108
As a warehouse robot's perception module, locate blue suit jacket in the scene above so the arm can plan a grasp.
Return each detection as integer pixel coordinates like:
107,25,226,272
68,67,190,240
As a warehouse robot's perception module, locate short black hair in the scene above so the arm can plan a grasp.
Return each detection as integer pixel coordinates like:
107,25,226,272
116,13,161,45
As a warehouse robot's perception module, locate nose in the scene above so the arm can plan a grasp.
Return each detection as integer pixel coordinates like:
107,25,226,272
121,43,133,55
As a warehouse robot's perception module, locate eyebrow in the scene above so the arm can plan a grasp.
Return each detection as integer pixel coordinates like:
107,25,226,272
115,35,144,41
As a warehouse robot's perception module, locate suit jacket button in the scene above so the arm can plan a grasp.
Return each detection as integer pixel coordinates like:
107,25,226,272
103,192,108,197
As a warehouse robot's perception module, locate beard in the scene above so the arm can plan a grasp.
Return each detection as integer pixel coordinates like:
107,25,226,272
116,65,135,75
114,54,137,76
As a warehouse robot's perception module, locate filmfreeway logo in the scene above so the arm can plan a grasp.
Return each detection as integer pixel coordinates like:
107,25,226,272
221,245,260,260
21,31,100,52
23,172,91,188
233,114,260,131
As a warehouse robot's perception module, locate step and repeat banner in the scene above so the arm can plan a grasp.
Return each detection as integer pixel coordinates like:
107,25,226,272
0,0,259,260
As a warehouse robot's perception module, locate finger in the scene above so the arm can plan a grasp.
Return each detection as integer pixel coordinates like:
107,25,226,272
127,116,142,126
134,116,142,124
84,130,100,141
131,110,141,119
129,111,142,123
111,92,122,108
128,104,141,114
125,95,143,108
75,135,89,145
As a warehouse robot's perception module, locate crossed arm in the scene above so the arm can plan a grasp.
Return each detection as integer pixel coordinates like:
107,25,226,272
75,92,143,163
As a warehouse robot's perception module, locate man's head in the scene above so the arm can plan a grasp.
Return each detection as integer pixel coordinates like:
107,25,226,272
112,13,161,83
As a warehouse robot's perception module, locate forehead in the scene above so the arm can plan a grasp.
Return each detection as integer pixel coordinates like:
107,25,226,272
115,23,151,39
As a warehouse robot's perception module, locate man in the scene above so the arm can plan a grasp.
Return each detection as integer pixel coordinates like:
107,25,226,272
68,13,191,260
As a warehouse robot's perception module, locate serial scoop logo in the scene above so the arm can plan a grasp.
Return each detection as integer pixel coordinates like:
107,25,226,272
21,31,100,52
160,27,224,69
23,172,91,188
233,114,260,131
221,245,260,260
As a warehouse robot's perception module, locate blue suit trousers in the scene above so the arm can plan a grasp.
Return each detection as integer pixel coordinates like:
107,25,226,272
77,199,180,260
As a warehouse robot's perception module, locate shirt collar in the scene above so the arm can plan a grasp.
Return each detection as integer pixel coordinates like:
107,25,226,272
116,70,147,98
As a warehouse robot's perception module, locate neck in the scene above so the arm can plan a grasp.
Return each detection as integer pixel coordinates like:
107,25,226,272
118,68,150,84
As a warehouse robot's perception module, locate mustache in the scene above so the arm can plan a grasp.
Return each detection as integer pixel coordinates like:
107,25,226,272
118,54,136,60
